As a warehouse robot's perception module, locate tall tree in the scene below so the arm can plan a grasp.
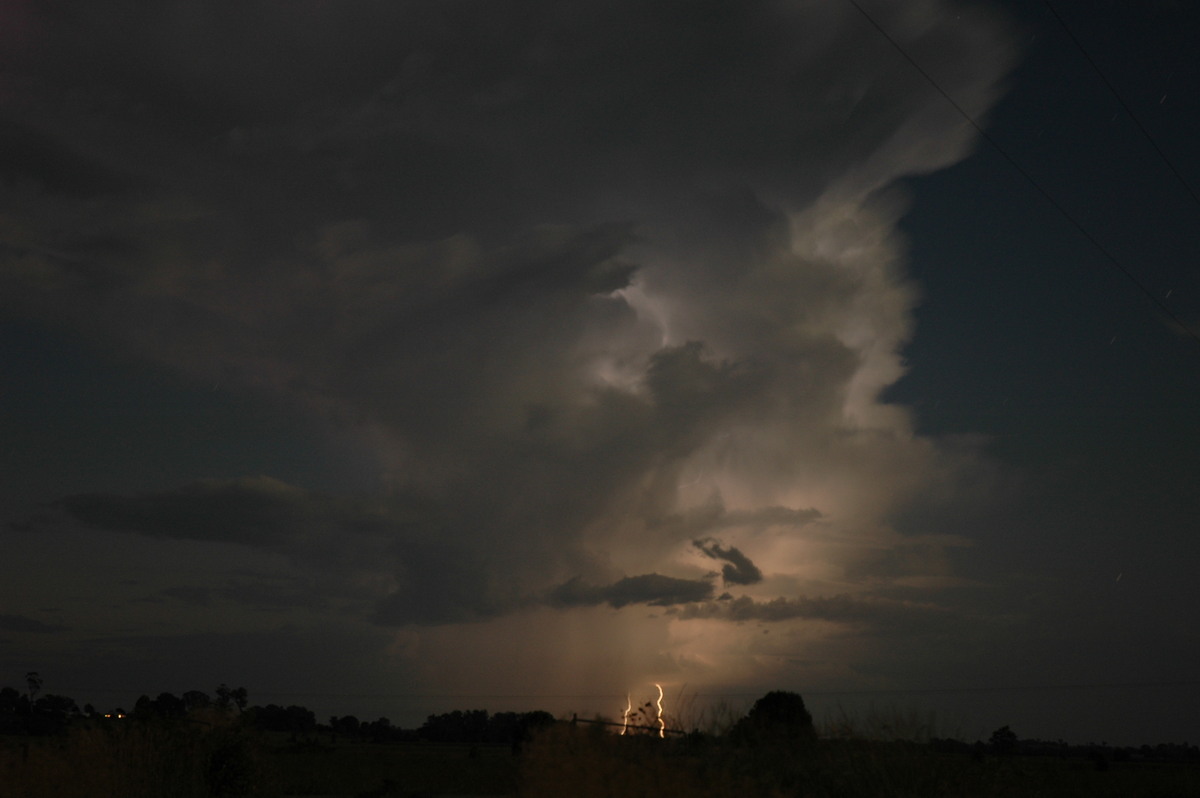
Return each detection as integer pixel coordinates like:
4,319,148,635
25,672,43,706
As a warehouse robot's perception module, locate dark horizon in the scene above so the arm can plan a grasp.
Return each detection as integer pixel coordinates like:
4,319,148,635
10,676,1197,749
3,0,1198,750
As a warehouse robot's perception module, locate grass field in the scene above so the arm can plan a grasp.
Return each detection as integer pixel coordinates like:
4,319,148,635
3,719,1199,797
271,740,518,796
519,723,1200,798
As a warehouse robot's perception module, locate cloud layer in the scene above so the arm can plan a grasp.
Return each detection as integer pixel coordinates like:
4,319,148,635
3,0,1016,695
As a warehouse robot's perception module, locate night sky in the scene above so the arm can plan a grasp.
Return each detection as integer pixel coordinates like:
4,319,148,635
3,0,1198,746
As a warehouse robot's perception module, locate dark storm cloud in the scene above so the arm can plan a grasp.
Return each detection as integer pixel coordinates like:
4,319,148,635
159,586,213,605
0,613,68,634
672,593,963,633
369,541,521,626
692,538,764,585
50,476,542,625
0,120,144,198
3,0,1017,686
52,624,399,704
548,574,715,609
51,477,493,622
58,477,307,548
160,577,329,612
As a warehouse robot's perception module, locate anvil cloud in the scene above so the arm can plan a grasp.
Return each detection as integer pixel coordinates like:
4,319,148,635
1,0,1032,727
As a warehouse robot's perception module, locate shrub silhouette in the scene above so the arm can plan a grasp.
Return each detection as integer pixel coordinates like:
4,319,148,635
989,725,1018,756
731,690,815,743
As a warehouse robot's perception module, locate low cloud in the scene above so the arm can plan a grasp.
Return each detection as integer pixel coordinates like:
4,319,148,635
671,593,966,634
548,574,715,609
52,477,508,625
58,477,312,548
0,614,68,634
693,538,764,585
160,578,330,612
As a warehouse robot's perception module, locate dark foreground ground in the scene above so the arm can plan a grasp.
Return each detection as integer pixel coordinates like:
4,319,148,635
4,721,1200,797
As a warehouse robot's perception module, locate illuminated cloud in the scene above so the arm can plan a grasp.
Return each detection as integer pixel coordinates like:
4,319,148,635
3,0,1018,700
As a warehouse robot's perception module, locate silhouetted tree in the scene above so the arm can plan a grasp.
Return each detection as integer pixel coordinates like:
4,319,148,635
511,711,555,754
285,704,316,740
134,694,155,720
34,694,79,721
731,690,815,743
0,686,20,713
182,690,212,713
25,672,43,707
331,714,361,741
215,684,248,713
420,709,491,743
365,717,394,743
21,693,78,734
246,703,316,740
989,725,1018,756
155,692,187,719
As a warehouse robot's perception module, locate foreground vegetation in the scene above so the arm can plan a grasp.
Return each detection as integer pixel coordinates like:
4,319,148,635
5,718,1200,798
3,680,1199,797
0,719,524,797
520,723,1200,798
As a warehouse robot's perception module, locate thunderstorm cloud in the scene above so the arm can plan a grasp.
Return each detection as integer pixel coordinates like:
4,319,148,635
2,0,1017,701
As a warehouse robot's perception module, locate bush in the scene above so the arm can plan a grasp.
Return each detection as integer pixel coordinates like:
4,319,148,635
0,718,279,798
730,690,815,744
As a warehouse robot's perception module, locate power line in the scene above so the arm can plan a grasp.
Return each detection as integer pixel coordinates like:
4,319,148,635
1041,0,1200,210
803,680,1200,697
52,680,1200,702
845,0,1200,348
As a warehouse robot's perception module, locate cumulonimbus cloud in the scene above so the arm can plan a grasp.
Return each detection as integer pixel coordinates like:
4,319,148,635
3,0,1016,680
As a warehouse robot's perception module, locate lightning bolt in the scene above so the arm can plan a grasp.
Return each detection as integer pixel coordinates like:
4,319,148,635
655,683,665,739
620,694,631,735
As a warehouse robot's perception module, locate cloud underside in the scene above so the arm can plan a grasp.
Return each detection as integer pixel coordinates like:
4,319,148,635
0,614,68,634
4,0,1014,637
44,476,972,638
549,574,715,608
694,538,764,585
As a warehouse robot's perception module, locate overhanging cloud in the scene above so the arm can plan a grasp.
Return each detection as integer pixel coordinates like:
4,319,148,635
0,614,68,634
693,538,764,585
673,594,953,626
548,574,715,609
2,0,1016,686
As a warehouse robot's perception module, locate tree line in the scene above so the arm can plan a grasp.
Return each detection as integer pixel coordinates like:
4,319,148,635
0,672,553,746
4,674,1199,764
